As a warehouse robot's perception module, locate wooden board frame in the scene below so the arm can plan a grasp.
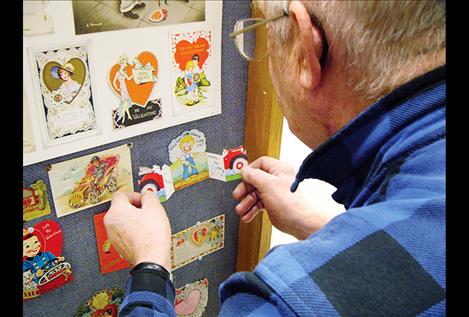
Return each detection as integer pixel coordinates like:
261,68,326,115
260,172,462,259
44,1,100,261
235,6,284,272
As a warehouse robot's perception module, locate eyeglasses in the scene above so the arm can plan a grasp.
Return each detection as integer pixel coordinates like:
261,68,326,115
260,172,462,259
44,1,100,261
230,10,329,65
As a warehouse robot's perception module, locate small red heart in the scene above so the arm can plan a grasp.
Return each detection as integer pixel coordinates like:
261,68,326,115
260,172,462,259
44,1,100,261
190,225,208,246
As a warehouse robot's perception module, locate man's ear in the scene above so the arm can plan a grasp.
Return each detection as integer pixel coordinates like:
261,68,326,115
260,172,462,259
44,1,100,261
289,0,324,90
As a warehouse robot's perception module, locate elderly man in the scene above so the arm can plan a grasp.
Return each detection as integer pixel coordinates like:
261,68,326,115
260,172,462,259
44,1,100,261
104,1,446,316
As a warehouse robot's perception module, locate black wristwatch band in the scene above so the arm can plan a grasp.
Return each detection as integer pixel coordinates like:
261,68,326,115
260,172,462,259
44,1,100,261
130,262,175,297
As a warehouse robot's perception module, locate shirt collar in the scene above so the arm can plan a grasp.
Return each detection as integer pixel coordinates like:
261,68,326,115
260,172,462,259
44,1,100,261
291,66,446,206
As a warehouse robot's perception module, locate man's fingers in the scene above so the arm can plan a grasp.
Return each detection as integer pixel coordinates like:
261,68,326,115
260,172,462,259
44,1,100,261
233,181,255,200
249,156,282,173
141,190,163,213
240,204,264,223
235,191,258,216
249,156,295,176
111,191,142,208
240,165,274,191
106,192,141,226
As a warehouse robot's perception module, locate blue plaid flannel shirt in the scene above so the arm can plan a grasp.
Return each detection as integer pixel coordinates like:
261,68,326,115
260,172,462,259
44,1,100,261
119,66,446,316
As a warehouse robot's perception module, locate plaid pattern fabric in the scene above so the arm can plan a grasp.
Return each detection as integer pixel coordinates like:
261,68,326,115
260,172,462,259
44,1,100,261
119,275,177,317
220,66,446,316
117,66,445,316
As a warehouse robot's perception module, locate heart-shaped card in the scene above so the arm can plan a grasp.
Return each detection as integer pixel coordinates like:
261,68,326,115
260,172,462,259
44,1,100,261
174,278,208,317
175,289,201,315
42,58,86,104
109,51,158,107
174,37,210,72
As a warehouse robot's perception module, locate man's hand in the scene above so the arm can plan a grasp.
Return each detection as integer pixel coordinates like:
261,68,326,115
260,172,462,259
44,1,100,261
104,191,172,271
233,156,339,240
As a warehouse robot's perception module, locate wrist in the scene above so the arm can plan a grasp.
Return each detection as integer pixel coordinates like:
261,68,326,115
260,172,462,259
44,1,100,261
134,254,171,272
294,210,339,240
130,262,175,299
131,262,173,283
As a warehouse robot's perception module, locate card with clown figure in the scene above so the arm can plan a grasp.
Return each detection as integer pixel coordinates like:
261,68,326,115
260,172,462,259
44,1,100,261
23,220,73,301
30,41,98,146
170,31,213,115
108,51,163,129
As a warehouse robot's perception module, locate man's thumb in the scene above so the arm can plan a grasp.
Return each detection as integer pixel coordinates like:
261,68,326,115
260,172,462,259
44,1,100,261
241,165,273,190
141,190,162,212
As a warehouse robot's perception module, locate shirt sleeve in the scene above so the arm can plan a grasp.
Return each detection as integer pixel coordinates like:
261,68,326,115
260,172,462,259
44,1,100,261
119,274,177,317
218,272,296,317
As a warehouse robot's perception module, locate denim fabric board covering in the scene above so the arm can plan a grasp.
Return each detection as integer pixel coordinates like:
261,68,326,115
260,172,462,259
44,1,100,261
23,1,250,315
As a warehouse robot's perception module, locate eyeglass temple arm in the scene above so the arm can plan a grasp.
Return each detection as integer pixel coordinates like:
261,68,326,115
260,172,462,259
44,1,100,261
229,13,287,38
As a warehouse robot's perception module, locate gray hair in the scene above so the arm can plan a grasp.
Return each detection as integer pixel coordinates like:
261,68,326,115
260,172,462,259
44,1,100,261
261,0,446,100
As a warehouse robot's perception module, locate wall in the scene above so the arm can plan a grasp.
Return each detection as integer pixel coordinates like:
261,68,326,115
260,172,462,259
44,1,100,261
23,1,251,316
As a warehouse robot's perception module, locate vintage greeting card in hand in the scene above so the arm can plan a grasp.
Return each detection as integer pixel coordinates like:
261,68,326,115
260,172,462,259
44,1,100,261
138,164,175,203
23,220,73,301
31,42,98,146
48,144,133,217
109,51,162,129
170,31,213,115
94,212,130,274
168,129,209,191
171,214,224,270
137,128,247,202
175,278,209,317
206,146,248,182
75,288,124,317
23,180,51,222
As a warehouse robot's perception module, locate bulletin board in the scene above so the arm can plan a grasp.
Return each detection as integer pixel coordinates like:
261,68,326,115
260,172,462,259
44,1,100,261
22,1,264,316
